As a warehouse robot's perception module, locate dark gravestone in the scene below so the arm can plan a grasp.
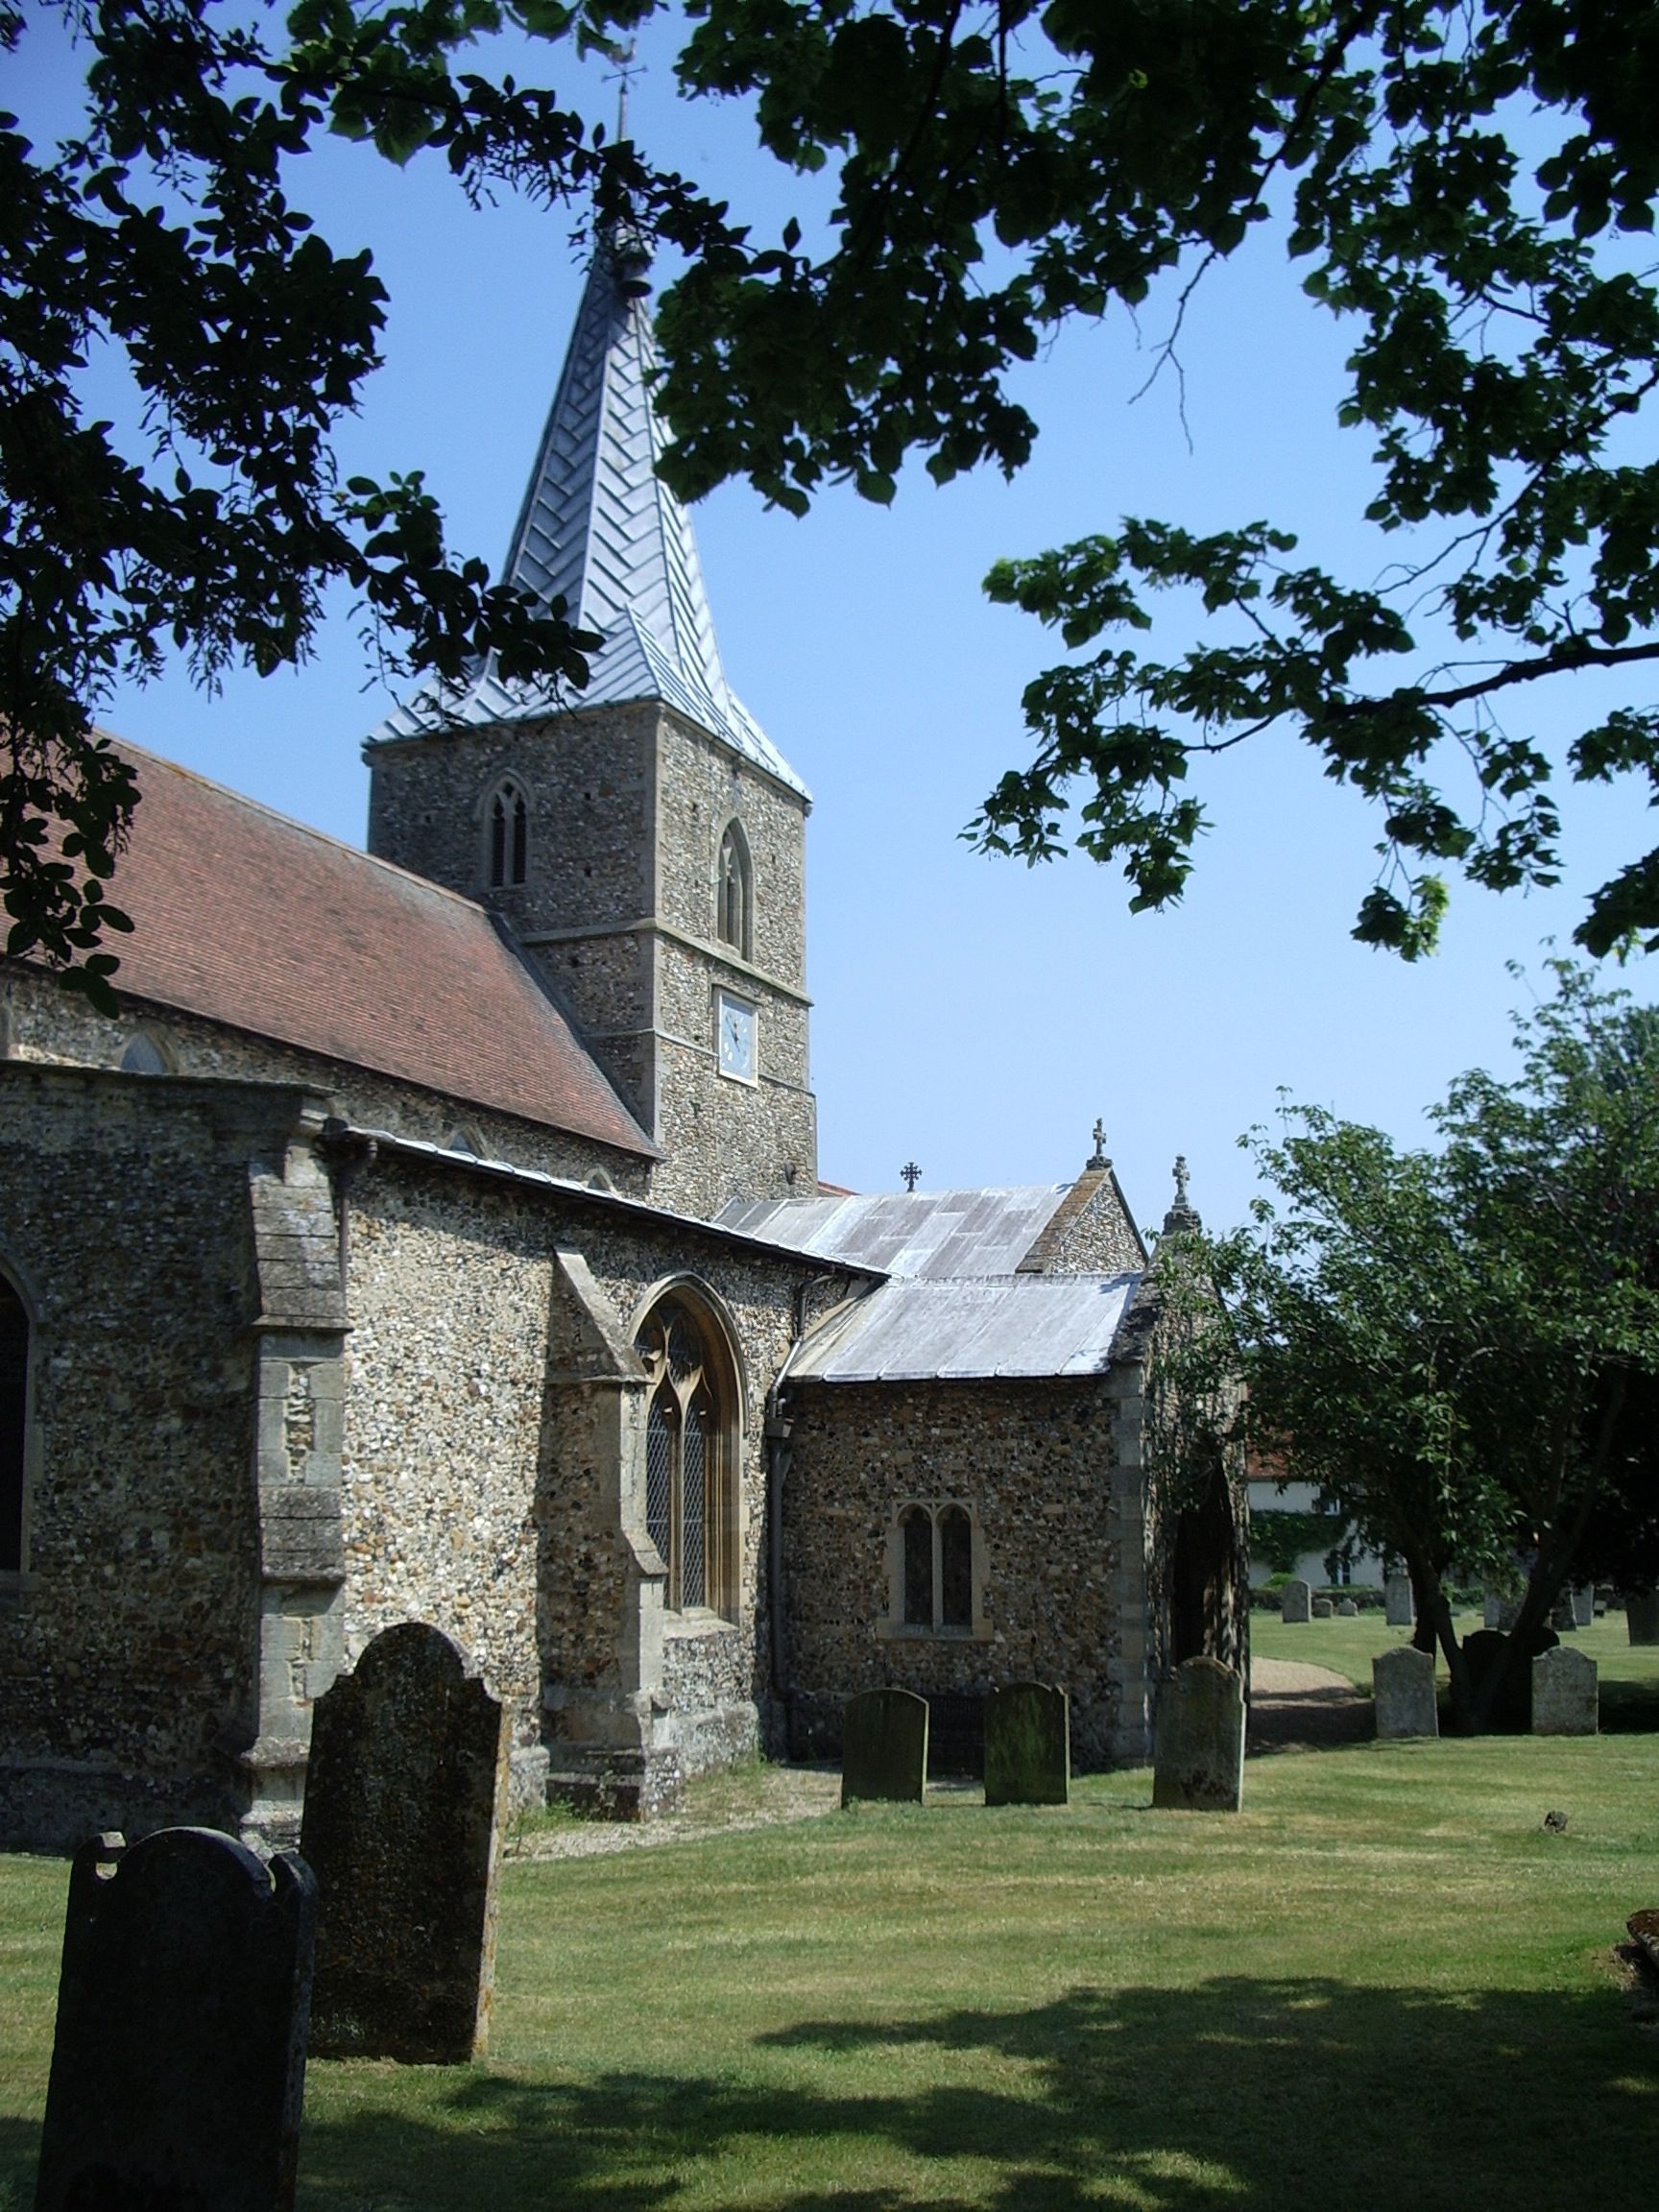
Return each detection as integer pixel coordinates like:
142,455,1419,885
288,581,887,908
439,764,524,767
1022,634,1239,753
841,1688,928,1806
36,1827,315,2212
1460,1626,1557,1733
1152,1657,1244,1813
983,1683,1070,1807
1626,1590,1659,1646
301,1621,509,2064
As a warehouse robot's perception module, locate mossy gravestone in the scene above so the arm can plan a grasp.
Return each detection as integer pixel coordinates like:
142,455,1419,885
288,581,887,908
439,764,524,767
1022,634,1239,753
983,1682,1070,1807
1152,1657,1244,1812
841,1688,927,1806
1373,1645,1438,1738
301,1621,509,2064
36,1827,316,2212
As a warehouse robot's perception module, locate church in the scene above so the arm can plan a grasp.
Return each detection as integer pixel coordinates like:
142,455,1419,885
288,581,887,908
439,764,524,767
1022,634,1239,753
0,233,1248,1851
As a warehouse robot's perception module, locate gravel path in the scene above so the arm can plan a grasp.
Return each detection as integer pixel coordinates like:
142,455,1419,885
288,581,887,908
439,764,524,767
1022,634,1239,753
1248,1656,1372,1752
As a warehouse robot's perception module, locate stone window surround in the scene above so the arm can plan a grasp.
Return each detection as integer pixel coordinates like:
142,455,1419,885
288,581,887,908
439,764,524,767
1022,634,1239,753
714,817,754,961
876,1499,992,1644
477,770,534,892
630,1279,746,1623
119,1027,175,1075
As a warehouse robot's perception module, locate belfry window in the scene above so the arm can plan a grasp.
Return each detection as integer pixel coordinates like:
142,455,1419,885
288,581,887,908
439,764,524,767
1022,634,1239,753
716,822,752,959
488,780,529,889
634,1292,737,1616
0,1275,29,1575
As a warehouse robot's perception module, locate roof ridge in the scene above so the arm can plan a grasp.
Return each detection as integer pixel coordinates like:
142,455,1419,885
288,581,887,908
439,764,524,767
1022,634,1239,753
102,733,498,921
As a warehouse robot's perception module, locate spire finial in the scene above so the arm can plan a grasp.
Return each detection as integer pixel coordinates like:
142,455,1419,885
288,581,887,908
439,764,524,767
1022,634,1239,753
608,39,640,140
1161,1153,1201,1237
1087,1118,1109,1171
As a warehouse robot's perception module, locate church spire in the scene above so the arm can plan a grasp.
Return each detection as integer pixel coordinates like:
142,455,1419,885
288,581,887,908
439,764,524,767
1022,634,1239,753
375,230,805,799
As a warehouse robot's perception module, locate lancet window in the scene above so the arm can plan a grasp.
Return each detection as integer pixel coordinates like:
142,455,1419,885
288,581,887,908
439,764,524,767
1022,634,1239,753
487,779,529,889
634,1292,736,1616
716,822,753,959
894,1502,977,1634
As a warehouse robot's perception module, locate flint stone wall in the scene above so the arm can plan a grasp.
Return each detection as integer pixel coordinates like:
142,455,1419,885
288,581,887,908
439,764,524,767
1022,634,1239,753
0,1066,345,1849
779,1372,1148,1769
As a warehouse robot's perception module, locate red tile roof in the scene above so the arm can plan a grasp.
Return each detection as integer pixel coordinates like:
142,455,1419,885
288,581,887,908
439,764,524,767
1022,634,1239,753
87,739,656,1158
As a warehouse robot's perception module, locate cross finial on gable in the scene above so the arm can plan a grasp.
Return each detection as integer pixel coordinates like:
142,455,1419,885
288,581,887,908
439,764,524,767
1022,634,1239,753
1087,1118,1109,1171
1173,1154,1189,1206
901,1161,923,1192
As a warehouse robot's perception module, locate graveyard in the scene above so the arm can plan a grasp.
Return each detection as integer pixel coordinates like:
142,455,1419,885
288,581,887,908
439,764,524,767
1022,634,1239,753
4,1631,1659,2209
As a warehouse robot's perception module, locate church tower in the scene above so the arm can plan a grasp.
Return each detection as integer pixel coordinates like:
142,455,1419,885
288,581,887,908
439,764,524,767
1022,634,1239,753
364,232,816,1218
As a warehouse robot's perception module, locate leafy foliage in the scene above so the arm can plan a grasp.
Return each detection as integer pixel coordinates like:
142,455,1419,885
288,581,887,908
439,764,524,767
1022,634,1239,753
645,0,1659,957
1202,964,1659,1727
1,0,728,1006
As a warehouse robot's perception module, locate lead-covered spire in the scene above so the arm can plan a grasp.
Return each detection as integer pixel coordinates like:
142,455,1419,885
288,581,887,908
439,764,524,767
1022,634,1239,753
375,232,806,799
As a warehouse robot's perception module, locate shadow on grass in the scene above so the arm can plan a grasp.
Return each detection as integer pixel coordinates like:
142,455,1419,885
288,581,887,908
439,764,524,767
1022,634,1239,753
280,1976,1659,2212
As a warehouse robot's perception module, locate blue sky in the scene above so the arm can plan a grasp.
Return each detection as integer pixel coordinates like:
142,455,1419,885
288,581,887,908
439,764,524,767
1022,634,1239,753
13,11,1656,1234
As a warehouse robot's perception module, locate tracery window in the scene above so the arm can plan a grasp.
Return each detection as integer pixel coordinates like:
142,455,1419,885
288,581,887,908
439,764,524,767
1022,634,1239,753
487,779,529,889
0,1275,30,1575
716,821,752,959
634,1292,736,1616
892,1503,978,1635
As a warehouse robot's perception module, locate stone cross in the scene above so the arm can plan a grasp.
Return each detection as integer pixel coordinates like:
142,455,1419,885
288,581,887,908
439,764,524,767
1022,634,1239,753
301,1621,509,2064
983,1682,1070,1807
901,1161,923,1192
1087,1119,1109,1170
36,1827,316,2212
1173,1154,1190,1205
1152,1657,1244,1812
841,1687,928,1805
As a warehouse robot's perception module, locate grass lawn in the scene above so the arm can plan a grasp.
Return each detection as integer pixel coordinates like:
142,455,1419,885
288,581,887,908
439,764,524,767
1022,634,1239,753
6,1734,1659,2211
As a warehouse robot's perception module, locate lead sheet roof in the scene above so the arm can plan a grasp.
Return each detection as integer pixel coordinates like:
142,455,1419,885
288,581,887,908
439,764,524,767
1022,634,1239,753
786,1272,1142,1382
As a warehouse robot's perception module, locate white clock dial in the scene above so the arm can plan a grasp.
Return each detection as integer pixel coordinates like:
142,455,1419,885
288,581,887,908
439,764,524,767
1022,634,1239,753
717,993,757,1081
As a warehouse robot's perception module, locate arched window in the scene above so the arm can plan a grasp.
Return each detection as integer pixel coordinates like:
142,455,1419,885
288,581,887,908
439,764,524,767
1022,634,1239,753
0,1275,30,1575
939,1506,974,1629
902,1506,932,1627
487,779,529,889
634,1290,738,1616
119,1030,171,1074
716,821,752,959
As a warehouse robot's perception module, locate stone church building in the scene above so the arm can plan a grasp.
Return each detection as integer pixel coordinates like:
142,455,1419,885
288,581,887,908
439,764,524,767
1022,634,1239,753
0,236,1247,1850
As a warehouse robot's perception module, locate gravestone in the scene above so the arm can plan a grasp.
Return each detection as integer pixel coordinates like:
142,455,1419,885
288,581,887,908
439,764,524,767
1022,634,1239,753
1152,1657,1244,1813
983,1682,1070,1807
1311,1597,1334,1619
1483,1590,1522,1632
1373,1646,1438,1739
301,1620,509,2064
842,1688,928,1806
1571,1585,1595,1630
1461,1625,1557,1733
1626,1590,1659,1646
36,1827,315,2212
1335,1598,1358,1618
1531,1646,1599,1736
1384,1574,1414,1627
1280,1578,1312,1624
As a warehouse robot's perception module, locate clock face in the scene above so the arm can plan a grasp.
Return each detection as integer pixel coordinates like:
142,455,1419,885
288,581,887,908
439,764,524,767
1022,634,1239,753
717,993,757,1082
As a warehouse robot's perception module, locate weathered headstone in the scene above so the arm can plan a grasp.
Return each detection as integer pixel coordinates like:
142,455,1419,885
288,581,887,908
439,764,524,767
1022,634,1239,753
1280,1577,1312,1624
1152,1657,1244,1813
1311,1597,1334,1619
1626,1589,1659,1647
842,1688,928,1806
1483,1590,1523,1632
1571,1585,1595,1630
1335,1598,1358,1618
983,1682,1070,1807
301,1620,509,2064
1531,1645,1599,1736
36,1827,315,2212
1384,1573,1414,1627
1373,1646,1438,1739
